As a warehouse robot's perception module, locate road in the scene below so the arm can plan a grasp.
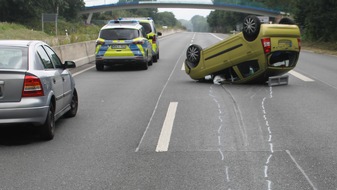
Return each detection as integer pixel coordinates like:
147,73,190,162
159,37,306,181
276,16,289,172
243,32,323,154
1,32,337,190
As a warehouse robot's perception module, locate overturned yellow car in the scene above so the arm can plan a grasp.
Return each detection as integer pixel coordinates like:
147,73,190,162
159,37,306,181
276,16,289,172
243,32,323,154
184,15,301,84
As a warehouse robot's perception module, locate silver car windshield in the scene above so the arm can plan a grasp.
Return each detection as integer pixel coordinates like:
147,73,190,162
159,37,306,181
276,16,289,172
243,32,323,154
0,46,28,70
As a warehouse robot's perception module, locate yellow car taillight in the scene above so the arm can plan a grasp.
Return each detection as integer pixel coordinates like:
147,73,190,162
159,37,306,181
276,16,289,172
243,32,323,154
261,38,271,54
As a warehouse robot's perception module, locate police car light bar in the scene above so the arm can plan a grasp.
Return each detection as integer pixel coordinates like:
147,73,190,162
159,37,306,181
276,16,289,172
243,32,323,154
119,17,153,21
108,20,139,24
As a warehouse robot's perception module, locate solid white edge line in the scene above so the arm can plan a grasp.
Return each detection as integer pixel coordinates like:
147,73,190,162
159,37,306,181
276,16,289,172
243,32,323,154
286,150,318,190
209,33,223,41
72,65,95,77
181,62,185,70
156,102,178,152
288,70,314,82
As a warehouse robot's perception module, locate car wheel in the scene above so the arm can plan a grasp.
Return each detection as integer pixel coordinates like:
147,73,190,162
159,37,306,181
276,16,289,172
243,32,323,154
153,54,158,63
96,62,104,71
148,54,153,66
40,103,55,141
65,89,78,118
243,15,261,42
279,17,295,25
186,44,202,67
140,61,148,70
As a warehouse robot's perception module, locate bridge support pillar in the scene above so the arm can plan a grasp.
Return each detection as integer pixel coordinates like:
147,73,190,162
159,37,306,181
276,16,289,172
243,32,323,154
86,13,93,24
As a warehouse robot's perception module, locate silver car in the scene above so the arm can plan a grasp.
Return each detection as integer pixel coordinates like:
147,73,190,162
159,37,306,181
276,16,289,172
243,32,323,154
0,40,78,140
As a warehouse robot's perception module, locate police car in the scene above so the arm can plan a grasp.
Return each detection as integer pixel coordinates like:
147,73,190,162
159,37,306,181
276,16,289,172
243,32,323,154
138,18,162,62
120,17,162,62
95,20,153,70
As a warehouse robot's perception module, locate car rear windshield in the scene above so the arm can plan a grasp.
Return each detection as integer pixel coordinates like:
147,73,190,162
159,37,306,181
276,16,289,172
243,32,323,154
140,23,152,34
99,28,140,40
269,51,299,67
0,46,28,70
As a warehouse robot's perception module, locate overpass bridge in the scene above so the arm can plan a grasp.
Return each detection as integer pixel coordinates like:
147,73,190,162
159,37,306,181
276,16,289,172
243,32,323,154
81,0,283,24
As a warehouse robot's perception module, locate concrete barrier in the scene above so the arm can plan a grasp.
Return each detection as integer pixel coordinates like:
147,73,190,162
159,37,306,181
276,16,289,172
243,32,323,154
52,29,180,67
53,40,96,67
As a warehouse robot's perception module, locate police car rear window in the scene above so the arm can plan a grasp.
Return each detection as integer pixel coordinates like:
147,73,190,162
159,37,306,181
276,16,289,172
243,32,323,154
99,28,139,40
140,23,152,34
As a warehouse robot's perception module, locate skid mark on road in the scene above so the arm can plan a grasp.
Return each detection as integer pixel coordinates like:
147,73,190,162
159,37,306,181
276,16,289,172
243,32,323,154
210,85,239,190
261,87,275,190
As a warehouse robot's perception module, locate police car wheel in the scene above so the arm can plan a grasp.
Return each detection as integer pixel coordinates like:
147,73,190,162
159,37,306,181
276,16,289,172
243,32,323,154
186,44,202,67
140,61,148,70
96,63,104,71
243,15,261,42
153,55,158,63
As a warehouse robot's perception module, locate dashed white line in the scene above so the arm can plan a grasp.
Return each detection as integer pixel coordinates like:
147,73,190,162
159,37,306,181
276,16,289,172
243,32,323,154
155,102,178,152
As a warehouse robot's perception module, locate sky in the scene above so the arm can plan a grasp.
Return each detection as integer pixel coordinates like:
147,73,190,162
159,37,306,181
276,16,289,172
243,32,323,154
83,0,213,20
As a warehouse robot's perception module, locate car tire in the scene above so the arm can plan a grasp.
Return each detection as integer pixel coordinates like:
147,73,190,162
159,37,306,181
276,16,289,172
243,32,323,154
279,17,295,25
40,103,55,141
243,15,261,42
186,44,202,67
140,61,148,70
148,55,153,66
65,89,78,118
96,62,104,71
153,54,158,63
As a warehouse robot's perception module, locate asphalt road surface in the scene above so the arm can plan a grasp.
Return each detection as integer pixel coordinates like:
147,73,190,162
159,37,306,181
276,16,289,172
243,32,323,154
1,32,337,190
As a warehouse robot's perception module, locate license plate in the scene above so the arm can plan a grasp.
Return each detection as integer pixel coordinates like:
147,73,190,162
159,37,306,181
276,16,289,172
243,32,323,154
278,40,292,47
111,45,126,49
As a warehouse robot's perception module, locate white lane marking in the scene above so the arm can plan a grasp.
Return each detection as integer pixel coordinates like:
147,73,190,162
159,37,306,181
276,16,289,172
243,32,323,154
135,52,184,152
209,33,223,41
289,70,314,82
181,62,185,71
286,150,318,190
72,65,95,77
155,102,178,152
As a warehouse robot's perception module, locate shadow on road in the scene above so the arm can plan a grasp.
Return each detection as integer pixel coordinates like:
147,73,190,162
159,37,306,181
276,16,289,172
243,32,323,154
0,124,41,146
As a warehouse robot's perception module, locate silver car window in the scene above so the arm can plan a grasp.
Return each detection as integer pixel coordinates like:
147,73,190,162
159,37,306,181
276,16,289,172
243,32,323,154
37,46,54,69
43,45,63,69
0,46,27,70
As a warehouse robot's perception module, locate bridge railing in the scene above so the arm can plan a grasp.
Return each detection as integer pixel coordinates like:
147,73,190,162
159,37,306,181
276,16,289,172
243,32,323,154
85,0,281,12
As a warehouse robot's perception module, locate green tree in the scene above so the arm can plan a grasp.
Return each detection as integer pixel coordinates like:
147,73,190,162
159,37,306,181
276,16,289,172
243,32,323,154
208,10,247,33
155,12,178,27
191,15,209,32
0,0,85,23
294,0,337,41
